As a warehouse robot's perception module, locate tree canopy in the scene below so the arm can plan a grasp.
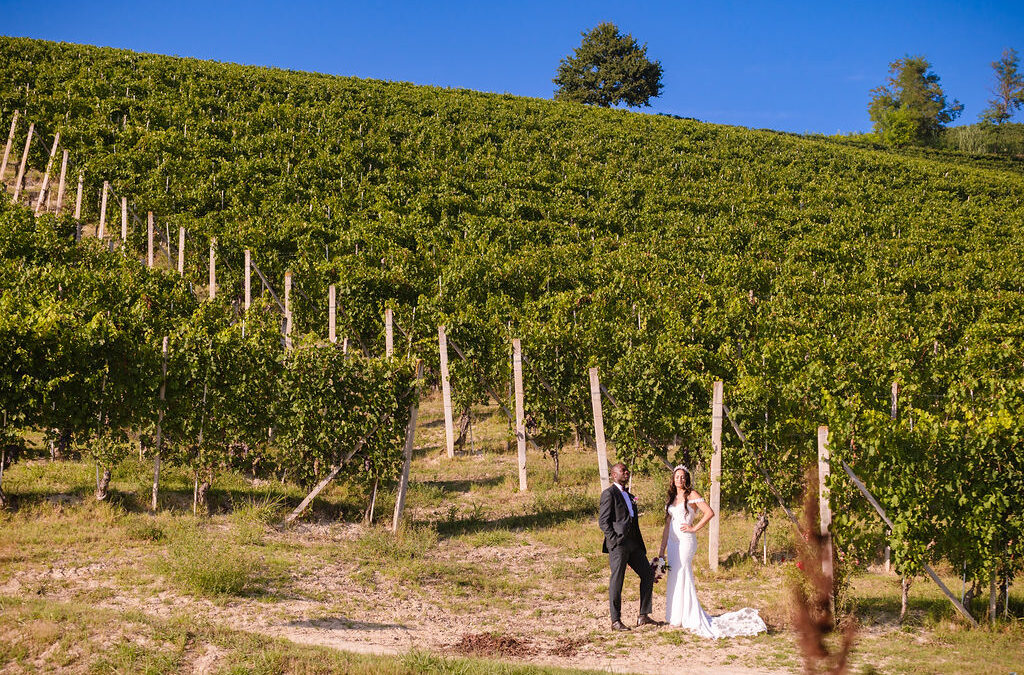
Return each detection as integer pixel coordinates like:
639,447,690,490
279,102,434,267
553,23,663,108
868,56,963,146
981,48,1024,125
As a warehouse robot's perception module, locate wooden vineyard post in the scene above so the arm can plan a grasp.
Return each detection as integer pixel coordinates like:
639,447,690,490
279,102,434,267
588,367,610,490
284,270,292,349
147,212,154,267
438,325,455,458
328,284,336,343
709,380,724,572
886,381,898,574
513,338,528,491
33,132,60,215
73,172,83,220
97,180,109,238
392,359,425,532
818,425,834,608
0,110,18,184
12,122,33,202
385,308,394,357
120,197,128,241
244,250,252,311
177,227,185,274
208,238,216,300
55,150,68,214
153,336,168,511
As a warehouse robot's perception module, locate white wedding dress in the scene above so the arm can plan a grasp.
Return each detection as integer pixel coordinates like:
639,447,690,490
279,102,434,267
664,499,768,638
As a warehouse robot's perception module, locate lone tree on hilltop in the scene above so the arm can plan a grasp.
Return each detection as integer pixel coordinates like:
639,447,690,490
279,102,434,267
553,23,663,108
868,56,963,147
980,48,1024,125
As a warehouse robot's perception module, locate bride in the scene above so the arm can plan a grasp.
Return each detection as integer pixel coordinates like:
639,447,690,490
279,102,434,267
658,465,767,638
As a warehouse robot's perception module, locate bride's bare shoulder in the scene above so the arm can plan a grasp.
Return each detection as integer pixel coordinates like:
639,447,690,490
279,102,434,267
687,490,705,502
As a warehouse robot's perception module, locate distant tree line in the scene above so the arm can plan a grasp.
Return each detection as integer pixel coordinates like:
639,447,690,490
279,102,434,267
868,48,1023,148
552,23,1022,153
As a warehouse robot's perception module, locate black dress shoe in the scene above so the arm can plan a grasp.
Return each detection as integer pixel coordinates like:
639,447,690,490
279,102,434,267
611,620,631,631
636,614,662,627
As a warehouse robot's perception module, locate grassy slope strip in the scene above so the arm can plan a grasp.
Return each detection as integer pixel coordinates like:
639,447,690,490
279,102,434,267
1,37,1023,604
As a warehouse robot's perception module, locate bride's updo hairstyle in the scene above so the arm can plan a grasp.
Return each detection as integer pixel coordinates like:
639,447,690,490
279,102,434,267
665,465,693,517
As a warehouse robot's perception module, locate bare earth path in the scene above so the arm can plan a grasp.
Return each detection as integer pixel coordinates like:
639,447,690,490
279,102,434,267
0,519,796,674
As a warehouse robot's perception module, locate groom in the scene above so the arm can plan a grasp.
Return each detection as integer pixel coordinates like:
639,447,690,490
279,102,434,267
599,462,657,630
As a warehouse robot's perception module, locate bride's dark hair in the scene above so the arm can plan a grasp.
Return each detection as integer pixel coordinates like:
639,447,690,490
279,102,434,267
665,465,692,518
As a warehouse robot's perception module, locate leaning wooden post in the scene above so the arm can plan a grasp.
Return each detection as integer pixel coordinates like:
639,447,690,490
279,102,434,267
244,250,252,311
392,359,425,532
385,308,394,357
818,425,834,608
0,110,18,184
97,180,109,238
152,336,168,511
328,284,336,343
11,122,33,202
34,132,60,215
177,227,185,275
147,212,154,267
709,380,724,572
588,367,610,490
513,338,528,491
208,238,216,300
54,150,68,214
438,325,455,459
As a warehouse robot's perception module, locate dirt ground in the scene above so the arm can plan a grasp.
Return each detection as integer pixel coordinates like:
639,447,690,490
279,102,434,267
0,521,795,675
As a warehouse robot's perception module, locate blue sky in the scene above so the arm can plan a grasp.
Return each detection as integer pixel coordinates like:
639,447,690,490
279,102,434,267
3,0,1022,134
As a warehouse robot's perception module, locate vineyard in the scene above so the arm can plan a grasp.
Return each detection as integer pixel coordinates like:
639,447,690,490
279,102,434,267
1,32,1024,643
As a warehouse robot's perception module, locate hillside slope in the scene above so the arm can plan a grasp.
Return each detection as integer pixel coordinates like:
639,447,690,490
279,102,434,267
2,37,1023,588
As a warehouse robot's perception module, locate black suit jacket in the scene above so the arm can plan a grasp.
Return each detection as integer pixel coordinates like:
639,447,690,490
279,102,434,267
599,483,645,554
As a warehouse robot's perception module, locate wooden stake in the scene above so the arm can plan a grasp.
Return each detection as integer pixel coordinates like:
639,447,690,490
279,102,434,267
147,212,154,267
328,284,336,343
818,425,834,600
0,110,18,184
588,367,610,490
177,227,185,274
208,238,216,300
55,150,68,214
513,339,528,491
439,326,455,459
153,336,168,511
33,132,60,214
393,359,424,532
385,308,394,357
72,169,84,215
11,122,33,202
121,197,128,241
886,381,898,574
709,380,724,572
284,270,291,312
284,271,292,349
244,250,252,311
98,180,109,238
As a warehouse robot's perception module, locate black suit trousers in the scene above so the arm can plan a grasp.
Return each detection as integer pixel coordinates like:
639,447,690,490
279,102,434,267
608,536,654,623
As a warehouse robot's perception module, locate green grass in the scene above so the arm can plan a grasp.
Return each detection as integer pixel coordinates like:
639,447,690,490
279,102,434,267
159,521,268,597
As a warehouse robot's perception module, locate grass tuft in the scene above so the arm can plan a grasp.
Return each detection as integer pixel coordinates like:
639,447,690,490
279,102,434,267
159,522,265,596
